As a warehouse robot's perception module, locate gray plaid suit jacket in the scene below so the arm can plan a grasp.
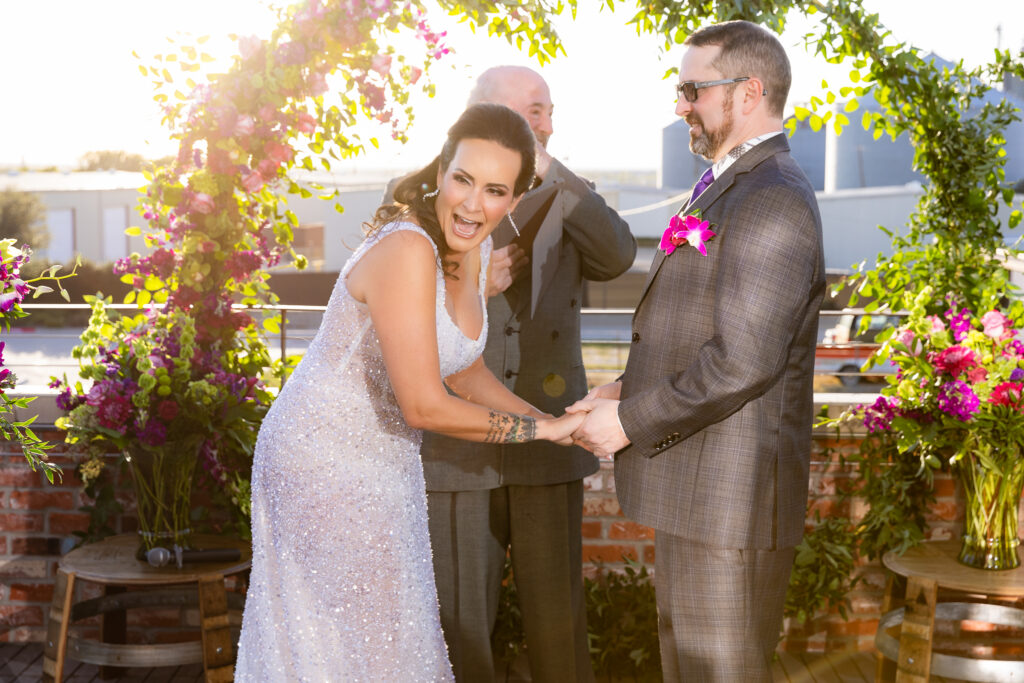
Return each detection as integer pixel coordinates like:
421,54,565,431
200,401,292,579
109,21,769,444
422,159,636,491
615,135,825,550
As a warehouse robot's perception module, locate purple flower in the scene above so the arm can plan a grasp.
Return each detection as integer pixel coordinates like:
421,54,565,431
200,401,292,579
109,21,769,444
55,387,83,412
937,380,980,421
862,395,896,433
1012,368,1024,381
137,419,167,447
945,305,972,343
0,291,20,312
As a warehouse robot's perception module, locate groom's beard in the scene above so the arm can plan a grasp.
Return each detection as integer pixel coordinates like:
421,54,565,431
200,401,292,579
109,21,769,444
687,91,735,161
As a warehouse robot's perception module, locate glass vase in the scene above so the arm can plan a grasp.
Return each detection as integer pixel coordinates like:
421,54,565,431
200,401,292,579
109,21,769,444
955,453,1024,570
125,436,203,562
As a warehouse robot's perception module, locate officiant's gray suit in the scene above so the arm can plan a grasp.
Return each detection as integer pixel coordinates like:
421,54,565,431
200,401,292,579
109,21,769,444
615,134,824,681
422,158,635,682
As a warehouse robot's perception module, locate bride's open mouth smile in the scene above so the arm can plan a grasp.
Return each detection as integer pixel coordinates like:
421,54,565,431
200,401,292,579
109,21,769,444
452,213,482,239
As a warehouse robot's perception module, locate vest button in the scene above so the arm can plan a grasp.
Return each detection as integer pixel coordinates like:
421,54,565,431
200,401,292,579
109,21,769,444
632,332,640,343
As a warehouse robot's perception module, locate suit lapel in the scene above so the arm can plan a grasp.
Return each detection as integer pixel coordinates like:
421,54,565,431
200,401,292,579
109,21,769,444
633,135,791,315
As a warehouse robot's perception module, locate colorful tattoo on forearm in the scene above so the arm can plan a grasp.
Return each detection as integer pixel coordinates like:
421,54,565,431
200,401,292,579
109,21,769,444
483,412,537,443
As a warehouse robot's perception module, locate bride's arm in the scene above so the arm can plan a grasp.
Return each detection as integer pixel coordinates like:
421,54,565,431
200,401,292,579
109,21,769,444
445,357,544,418
348,230,578,444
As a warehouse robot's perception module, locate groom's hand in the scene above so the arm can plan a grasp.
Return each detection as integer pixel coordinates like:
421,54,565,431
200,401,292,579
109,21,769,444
570,399,630,460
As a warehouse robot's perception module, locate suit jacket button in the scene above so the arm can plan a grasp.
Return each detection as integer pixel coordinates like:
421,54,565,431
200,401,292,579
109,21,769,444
505,369,517,379
505,326,515,336
551,330,559,340
631,332,640,343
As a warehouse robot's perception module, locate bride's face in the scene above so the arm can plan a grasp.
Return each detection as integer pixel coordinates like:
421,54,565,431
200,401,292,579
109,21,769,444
434,138,522,254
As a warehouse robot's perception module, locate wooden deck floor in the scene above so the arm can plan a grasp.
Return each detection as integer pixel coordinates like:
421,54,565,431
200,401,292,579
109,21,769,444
2,642,973,682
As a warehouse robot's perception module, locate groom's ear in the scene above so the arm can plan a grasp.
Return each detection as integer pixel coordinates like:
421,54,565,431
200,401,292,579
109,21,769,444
740,77,765,115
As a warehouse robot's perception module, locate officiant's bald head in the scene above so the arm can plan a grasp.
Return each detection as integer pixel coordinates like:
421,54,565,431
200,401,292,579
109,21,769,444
469,66,553,148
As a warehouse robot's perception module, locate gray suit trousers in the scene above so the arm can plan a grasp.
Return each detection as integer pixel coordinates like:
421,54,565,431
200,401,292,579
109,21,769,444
427,481,593,683
654,531,794,683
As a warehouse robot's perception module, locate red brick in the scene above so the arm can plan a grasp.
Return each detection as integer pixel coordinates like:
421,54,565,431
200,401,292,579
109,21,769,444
933,476,956,498
643,545,656,564
0,605,44,627
8,583,54,603
0,467,47,487
48,512,90,535
580,521,603,539
8,490,74,510
582,496,622,518
0,512,45,532
10,537,61,556
582,544,638,563
608,521,654,540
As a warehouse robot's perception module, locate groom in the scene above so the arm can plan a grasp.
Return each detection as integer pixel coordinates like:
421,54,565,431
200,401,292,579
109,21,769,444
570,20,825,682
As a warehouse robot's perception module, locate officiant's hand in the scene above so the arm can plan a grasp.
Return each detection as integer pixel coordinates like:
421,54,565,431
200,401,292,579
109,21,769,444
486,244,528,298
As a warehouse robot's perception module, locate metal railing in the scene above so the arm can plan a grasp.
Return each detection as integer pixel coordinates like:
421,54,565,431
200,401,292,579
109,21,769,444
10,304,901,389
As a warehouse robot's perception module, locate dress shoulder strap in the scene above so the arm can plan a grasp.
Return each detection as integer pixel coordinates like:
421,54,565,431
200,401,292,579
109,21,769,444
341,220,440,280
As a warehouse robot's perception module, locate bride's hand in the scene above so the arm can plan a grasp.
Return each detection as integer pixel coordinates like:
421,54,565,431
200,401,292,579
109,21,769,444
536,410,588,446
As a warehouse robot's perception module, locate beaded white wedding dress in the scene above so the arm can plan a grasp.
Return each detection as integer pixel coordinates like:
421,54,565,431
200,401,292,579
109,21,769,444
236,221,489,682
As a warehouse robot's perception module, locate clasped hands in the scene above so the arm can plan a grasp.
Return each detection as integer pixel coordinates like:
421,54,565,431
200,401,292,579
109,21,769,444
543,381,630,459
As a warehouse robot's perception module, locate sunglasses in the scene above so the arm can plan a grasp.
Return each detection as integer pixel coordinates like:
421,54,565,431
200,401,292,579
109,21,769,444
675,77,752,103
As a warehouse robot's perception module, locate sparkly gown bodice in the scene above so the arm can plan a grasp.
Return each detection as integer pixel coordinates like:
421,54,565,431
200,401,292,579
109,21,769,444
236,221,489,682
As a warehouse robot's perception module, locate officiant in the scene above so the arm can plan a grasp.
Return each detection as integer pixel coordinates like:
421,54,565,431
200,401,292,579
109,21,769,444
420,66,636,683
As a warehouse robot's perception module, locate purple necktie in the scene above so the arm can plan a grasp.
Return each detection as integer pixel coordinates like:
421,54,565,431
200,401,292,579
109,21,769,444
690,167,715,203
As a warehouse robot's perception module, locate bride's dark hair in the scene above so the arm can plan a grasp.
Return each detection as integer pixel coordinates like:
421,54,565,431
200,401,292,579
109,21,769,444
366,103,537,276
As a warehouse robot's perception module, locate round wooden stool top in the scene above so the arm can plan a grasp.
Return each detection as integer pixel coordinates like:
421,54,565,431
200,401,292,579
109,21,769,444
59,534,251,585
883,539,1024,597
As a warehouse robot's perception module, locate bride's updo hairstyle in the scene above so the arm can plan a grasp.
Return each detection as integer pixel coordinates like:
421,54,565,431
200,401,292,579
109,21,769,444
367,103,536,276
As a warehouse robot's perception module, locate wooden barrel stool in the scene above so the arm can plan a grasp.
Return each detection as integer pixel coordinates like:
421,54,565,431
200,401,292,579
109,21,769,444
42,533,251,683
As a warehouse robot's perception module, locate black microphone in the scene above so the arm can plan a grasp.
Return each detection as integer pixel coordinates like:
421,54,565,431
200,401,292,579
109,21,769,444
146,546,241,568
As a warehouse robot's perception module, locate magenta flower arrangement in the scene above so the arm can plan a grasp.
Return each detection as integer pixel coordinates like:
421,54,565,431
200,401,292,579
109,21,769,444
49,0,452,540
660,211,716,256
1,239,75,482
856,286,1024,568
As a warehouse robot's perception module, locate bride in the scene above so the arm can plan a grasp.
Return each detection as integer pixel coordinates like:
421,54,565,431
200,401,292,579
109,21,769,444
235,103,584,681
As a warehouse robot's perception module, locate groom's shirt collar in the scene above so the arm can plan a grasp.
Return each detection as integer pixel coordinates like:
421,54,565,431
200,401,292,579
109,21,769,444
711,130,783,180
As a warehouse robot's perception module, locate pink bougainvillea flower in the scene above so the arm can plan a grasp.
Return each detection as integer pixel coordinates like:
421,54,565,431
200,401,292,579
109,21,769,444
371,54,392,77
241,171,264,194
307,71,329,96
296,112,316,135
981,310,1014,340
238,35,263,61
234,115,255,137
659,213,716,256
257,158,279,180
191,192,216,214
408,66,423,84
265,141,295,165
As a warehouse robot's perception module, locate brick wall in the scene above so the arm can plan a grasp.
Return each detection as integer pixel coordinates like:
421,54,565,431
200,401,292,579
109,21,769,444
3,421,1021,654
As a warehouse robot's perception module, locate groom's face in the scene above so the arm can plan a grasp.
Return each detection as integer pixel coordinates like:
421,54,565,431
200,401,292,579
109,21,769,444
676,45,736,162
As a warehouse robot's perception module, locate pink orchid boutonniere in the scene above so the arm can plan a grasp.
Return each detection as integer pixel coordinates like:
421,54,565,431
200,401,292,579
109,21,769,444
660,210,716,256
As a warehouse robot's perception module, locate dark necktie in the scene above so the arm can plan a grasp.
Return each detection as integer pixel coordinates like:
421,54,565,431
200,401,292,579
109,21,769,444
690,167,715,204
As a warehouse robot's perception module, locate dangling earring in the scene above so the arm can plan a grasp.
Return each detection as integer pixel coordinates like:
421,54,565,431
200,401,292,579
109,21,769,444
423,187,439,200
507,211,520,237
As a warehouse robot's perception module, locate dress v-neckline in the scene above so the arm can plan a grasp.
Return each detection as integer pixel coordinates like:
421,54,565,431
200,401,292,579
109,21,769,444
442,253,485,343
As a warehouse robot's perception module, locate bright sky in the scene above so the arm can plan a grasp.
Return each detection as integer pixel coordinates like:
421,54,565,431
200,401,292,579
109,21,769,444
1,1,1020,172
